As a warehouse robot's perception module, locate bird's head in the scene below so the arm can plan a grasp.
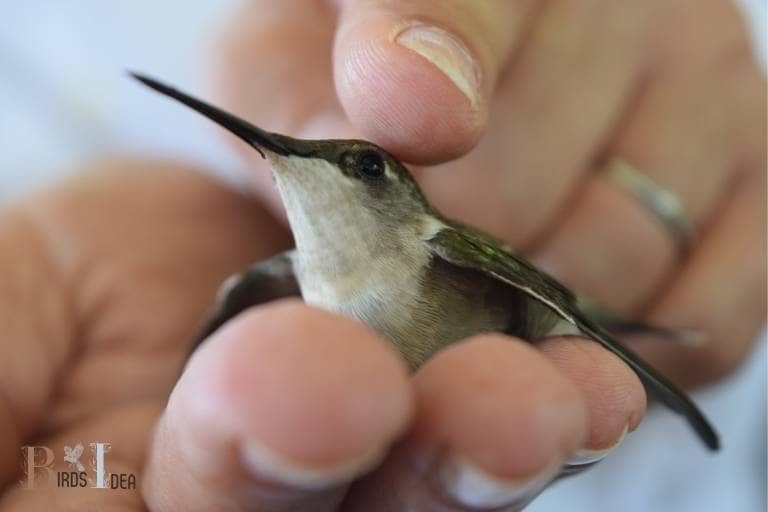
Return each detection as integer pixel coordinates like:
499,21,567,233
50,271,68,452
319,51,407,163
133,73,433,257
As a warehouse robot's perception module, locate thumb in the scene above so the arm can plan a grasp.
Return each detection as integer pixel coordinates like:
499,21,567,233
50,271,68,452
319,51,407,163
141,300,412,512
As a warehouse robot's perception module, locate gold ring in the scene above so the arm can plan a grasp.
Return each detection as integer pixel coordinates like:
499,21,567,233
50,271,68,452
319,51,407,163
604,158,695,251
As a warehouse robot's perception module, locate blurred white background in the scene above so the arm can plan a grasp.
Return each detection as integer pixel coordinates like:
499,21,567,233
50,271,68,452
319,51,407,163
0,1,765,511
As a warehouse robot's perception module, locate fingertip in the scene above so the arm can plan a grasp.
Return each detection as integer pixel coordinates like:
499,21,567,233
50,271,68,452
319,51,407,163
145,300,413,510
186,300,413,475
411,334,588,480
359,334,590,510
334,14,487,163
538,337,647,450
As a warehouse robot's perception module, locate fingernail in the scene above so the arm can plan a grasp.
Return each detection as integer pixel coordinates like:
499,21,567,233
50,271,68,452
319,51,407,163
438,454,560,509
241,438,385,490
566,425,628,466
395,22,482,107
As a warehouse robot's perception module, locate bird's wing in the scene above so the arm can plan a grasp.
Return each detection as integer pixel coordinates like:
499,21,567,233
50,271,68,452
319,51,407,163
576,296,705,345
195,250,300,347
426,224,719,450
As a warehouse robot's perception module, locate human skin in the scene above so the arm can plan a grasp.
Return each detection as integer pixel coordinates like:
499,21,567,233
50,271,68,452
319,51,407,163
211,0,766,387
0,0,765,511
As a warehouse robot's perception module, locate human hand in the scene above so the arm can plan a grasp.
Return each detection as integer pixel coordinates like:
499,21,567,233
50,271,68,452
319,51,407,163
212,0,765,389
0,162,644,511
200,0,765,507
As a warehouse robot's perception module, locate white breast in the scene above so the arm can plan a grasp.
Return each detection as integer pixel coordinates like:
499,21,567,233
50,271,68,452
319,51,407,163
298,249,429,338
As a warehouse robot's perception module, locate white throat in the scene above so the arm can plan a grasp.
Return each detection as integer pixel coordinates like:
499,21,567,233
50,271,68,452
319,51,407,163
268,154,439,324
271,155,380,272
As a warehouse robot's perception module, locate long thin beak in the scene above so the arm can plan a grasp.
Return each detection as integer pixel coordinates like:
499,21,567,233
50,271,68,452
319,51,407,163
131,72,315,159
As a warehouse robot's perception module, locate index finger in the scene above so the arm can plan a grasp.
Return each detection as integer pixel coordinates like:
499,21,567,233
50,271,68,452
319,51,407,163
333,0,539,163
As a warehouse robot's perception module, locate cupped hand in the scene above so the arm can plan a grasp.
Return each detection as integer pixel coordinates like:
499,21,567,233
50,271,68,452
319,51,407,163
212,0,766,388
0,162,644,511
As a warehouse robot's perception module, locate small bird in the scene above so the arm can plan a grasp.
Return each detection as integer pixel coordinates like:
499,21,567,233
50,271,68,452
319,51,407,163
133,73,719,451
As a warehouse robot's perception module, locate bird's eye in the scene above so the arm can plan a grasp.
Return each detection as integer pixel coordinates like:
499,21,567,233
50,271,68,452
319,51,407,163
358,151,385,178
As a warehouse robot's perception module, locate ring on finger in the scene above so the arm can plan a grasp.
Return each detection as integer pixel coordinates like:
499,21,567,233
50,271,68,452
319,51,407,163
603,158,696,253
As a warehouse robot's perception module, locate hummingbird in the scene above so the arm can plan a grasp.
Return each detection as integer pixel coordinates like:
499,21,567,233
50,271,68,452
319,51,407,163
132,73,719,451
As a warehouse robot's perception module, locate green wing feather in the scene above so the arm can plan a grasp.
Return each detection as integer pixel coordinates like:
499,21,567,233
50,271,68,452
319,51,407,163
427,224,719,451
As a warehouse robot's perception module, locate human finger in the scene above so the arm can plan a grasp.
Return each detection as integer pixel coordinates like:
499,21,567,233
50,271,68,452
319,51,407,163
537,337,646,465
414,0,654,246
632,168,767,387
142,300,413,512
0,160,290,488
343,334,595,511
530,0,757,312
333,0,540,163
